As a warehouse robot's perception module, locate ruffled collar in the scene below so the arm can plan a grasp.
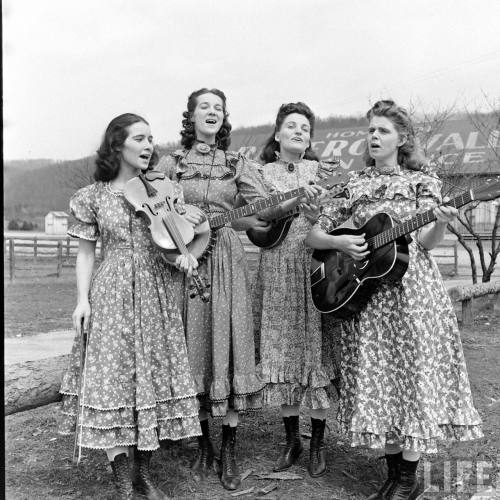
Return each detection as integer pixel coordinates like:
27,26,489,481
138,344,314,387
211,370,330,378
363,165,403,178
171,148,241,179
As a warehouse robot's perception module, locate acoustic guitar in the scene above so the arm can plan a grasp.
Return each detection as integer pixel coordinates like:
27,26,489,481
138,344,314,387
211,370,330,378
310,179,500,318
246,172,350,249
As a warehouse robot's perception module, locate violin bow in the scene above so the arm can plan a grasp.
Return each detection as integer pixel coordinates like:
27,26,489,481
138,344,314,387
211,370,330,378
73,321,89,465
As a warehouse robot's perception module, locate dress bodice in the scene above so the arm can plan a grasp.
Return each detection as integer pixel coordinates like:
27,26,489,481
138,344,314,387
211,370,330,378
67,182,157,257
157,148,269,215
317,166,442,233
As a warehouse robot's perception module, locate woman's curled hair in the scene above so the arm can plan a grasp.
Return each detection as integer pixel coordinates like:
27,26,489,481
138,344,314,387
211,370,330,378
363,99,427,171
260,102,319,164
180,88,232,151
94,113,158,182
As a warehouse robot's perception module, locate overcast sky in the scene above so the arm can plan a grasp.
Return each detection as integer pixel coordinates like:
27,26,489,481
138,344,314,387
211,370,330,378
3,0,500,160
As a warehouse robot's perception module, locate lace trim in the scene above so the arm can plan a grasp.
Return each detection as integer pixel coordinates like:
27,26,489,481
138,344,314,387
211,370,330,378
61,393,198,411
196,384,265,402
66,230,99,242
104,182,124,196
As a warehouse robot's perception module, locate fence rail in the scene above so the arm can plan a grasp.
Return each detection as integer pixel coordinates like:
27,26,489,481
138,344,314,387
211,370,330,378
5,231,460,283
3,233,260,281
4,234,102,281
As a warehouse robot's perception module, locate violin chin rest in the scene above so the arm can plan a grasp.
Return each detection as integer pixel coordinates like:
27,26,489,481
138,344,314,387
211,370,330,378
144,170,166,181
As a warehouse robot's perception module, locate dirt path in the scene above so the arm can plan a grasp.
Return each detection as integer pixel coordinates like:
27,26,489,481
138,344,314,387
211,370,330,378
5,309,499,499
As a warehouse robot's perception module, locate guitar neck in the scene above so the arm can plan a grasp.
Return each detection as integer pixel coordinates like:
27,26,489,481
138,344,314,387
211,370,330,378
372,190,474,250
210,187,305,228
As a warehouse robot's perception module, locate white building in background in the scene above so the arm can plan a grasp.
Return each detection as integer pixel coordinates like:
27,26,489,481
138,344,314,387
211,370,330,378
45,211,69,235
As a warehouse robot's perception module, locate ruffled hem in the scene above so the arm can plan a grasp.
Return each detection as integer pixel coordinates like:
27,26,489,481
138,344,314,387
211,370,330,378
198,388,264,418
59,393,201,449
339,424,484,454
337,416,484,454
262,382,334,410
259,362,334,390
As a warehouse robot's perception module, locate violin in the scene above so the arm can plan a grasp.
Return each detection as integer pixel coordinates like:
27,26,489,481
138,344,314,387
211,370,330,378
124,170,211,302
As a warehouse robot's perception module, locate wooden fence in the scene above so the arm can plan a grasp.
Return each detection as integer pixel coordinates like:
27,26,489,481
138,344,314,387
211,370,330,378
3,233,260,281
4,234,102,281
3,232,458,282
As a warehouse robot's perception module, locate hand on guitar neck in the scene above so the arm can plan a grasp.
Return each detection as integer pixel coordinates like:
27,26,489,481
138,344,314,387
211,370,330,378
276,182,324,217
237,183,324,232
418,197,458,250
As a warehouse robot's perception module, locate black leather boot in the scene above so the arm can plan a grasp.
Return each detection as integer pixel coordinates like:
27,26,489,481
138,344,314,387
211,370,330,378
273,415,303,472
110,452,135,500
191,419,215,480
133,449,169,500
219,425,241,491
387,458,419,500
367,452,402,500
308,418,327,478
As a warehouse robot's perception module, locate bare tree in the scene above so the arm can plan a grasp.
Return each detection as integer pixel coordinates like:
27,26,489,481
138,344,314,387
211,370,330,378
57,156,95,193
418,97,500,283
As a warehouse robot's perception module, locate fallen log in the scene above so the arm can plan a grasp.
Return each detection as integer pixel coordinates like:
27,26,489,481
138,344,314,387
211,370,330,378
447,281,500,302
447,281,500,326
4,355,69,416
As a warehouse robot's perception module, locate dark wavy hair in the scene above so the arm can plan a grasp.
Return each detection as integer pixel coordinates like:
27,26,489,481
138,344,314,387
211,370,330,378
260,102,319,164
363,99,426,171
94,113,158,182
180,88,232,151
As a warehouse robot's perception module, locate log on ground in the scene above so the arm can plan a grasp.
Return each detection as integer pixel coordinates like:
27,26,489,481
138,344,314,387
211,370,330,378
4,355,69,416
448,281,500,302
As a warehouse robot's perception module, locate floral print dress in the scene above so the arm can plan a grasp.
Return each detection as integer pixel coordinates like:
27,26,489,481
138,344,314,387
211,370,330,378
316,166,483,453
158,146,273,417
59,182,201,450
253,159,337,410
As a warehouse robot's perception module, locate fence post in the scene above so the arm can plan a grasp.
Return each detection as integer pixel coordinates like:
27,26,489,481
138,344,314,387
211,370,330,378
66,237,70,258
34,237,38,261
9,239,15,281
56,241,63,277
453,241,458,276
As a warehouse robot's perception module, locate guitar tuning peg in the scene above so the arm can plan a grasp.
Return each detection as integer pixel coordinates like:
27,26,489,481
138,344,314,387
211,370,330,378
189,291,198,299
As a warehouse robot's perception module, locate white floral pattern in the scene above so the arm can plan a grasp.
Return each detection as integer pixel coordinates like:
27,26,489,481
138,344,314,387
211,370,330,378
157,148,270,417
316,166,483,453
58,182,201,450
253,159,337,410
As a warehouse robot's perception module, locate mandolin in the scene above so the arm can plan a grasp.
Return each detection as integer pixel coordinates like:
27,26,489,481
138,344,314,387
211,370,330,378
246,172,350,249
124,171,211,302
125,169,350,300
310,179,500,318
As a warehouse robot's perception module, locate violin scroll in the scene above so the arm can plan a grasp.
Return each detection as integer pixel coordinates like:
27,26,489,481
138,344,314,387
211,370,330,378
189,272,211,302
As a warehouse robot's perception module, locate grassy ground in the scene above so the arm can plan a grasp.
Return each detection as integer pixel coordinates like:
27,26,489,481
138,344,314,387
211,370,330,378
4,258,78,337
4,260,500,499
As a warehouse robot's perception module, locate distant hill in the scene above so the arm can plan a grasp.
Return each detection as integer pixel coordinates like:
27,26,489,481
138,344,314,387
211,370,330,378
3,159,62,171
4,111,498,221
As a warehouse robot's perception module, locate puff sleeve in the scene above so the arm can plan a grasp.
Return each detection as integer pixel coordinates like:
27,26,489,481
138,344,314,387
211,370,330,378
155,154,187,208
67,184,100,241
415,170,443,212
314,198,352,234
232,154,270,204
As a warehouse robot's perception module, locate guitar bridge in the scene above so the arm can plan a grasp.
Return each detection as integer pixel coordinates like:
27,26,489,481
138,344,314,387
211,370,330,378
311,263,325,287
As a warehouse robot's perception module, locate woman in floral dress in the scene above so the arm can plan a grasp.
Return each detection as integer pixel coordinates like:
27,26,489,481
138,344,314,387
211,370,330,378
59,113,201,500
157,89,313,491
252,102,335,478
306,100,483,500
